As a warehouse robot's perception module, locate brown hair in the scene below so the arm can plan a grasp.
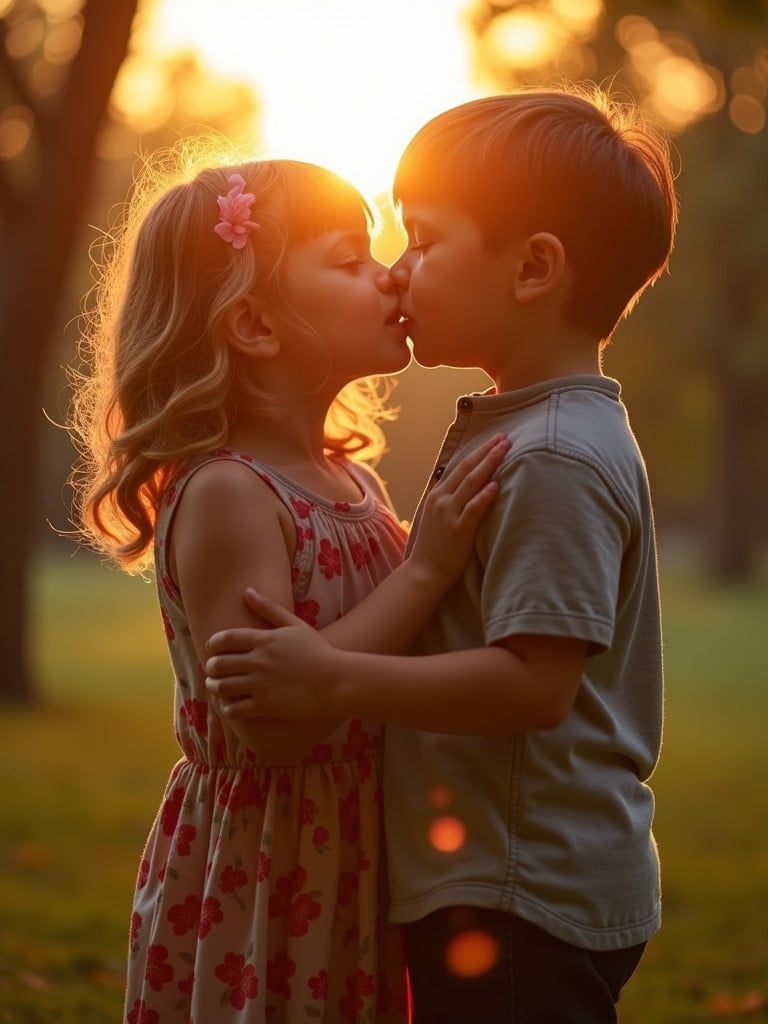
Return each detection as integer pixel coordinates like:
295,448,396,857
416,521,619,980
70,142,395,571
393,85,678,340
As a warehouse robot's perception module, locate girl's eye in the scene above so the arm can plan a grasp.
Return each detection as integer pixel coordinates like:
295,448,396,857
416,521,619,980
338,256,366,272
410,240,432,253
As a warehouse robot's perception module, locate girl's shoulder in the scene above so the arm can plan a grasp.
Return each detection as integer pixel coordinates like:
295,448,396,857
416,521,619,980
161,449,278,514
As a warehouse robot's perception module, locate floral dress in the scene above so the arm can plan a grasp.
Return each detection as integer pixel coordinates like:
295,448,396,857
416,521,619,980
125,451,409,1024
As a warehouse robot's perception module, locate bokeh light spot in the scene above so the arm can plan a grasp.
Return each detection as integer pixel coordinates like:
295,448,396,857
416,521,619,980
445,928,500,978
429,816,466,853
729,94,766,134
429,784,453,809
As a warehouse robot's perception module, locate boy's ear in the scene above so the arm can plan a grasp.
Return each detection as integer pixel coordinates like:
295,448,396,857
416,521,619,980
513,232,566,304
223,296,280,359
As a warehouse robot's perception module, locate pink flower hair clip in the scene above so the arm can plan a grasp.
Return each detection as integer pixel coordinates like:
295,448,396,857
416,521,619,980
213,173,260,249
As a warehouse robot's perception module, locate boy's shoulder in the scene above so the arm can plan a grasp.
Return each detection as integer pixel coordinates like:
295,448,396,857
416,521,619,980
470,376,630,456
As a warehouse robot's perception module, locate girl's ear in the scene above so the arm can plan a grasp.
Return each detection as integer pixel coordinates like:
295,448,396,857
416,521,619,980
513,232,566,304
223,296,280,359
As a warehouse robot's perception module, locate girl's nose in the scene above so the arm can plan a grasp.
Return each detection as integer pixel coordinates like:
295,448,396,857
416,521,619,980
374,261,396,293
389,254,410,290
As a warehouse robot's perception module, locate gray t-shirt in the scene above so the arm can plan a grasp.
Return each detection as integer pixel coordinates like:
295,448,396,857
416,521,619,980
384,375,663,951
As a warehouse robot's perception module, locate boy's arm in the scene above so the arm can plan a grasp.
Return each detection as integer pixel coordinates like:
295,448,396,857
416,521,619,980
206,594,587,735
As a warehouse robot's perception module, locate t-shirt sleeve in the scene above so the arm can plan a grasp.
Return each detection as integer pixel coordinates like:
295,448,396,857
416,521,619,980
478,450,631,653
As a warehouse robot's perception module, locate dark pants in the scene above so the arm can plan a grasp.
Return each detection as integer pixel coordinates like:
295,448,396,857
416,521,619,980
405,906,646,1024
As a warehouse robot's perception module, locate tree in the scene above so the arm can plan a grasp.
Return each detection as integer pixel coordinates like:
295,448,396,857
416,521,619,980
467,0,768,578
0,0,140,702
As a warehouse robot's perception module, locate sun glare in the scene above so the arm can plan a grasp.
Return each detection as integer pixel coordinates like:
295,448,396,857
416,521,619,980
141,0,478,200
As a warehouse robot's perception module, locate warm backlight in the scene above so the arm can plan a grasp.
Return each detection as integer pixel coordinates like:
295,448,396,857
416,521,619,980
136,0,478,200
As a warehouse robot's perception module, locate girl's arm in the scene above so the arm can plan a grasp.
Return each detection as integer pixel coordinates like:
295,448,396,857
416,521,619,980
320,433,509,653
172,460,342,754
206,594,587,736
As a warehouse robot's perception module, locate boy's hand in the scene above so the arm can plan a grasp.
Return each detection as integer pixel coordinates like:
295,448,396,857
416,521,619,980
205,593,338,720
409,433,509,587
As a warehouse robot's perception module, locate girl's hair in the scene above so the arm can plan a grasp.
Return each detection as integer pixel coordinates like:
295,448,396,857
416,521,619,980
69,141,396,572
393,85,678,341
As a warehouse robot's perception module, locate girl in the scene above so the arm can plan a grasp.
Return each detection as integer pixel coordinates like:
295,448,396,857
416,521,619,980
69,146,506,1023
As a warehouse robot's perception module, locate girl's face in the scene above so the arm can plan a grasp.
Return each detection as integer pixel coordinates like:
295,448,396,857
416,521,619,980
272,227,410,388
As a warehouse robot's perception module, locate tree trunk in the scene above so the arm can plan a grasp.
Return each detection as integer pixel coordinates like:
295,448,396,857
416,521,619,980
0,0,139,703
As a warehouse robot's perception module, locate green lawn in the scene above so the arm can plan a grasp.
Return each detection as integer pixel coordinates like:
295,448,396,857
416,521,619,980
0,550,766,1023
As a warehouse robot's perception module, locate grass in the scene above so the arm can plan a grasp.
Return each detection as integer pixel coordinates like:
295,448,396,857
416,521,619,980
1,550,766,1022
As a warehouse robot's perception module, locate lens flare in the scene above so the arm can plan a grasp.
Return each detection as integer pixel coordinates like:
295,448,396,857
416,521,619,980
445,928,500,978
429,816,466,853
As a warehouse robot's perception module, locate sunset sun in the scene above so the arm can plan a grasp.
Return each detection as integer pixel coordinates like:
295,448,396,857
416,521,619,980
133,0,479,200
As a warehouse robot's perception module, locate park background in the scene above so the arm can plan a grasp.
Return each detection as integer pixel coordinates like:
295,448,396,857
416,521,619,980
1,0,766,1020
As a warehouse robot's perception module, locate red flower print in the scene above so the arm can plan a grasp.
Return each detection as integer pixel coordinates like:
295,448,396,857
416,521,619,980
288,891,322,937
267,950,296,998
339,968,376,1022
160,787,184,837
219,863,248,895
257,850,271,882
337,871,358,907
338,788,360,843
130,911,142,944
268,866,307,917
178,971,195,996
164,485,177,507
309,969,328,1000
301,797,318,825
175,823,196,856
304,742,333,764
318,538,342,579
161,607,174,641
218,772,270,813
168,895,199,936
215,952,259,1010
137,859,150,890
127,999,159,1024
161,574,178,601
343,719,371,759
291,497,313,519
367,535,380,558
145,944,173,991
313,825,330,851
198,896,223,938
296,525,313,552
276,770,292,797
350,541,371,569
335,501,351,512
294,599,320,627
180,698,208,737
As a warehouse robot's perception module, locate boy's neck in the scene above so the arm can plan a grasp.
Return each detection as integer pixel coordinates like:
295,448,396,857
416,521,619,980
492,327,602,394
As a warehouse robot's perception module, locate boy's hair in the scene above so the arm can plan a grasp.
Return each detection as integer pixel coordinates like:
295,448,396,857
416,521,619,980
393,86,678,340
70,144,394,571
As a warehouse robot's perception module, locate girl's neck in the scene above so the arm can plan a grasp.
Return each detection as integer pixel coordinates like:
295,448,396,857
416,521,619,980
225,401,363,504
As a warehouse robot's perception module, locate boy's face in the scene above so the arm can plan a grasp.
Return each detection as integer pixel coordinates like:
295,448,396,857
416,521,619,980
391,202,520,375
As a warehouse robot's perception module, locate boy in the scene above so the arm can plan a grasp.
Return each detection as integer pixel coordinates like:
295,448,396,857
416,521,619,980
206,85,678,1022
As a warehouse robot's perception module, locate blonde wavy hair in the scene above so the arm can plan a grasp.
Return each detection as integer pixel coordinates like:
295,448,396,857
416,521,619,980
69,140,397,572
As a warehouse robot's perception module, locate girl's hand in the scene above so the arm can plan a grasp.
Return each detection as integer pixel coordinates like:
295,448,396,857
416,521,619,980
205,593,338,720
408,433,509,588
